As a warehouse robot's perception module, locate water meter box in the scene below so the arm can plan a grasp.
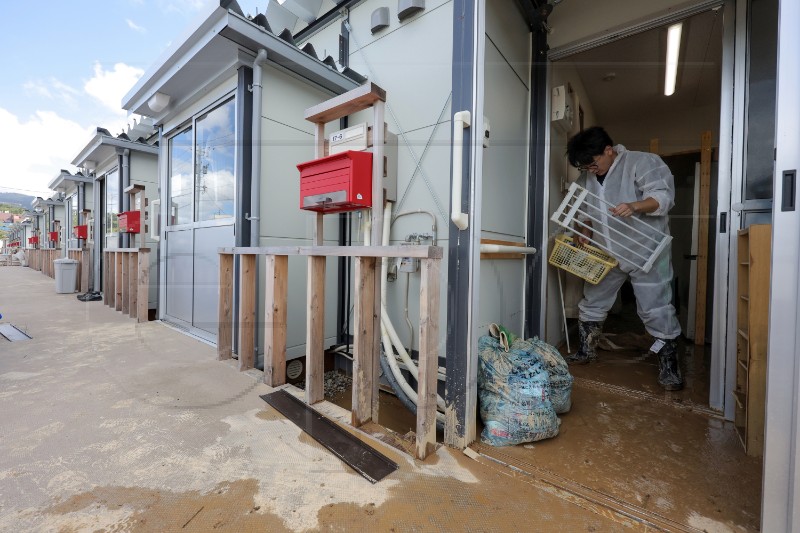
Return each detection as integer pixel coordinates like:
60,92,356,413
298,150,373,213
48,231,58,242
73,225,88,239
118,211,141,233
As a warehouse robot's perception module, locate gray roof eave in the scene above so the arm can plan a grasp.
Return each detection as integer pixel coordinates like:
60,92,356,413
72,134,159,167
48,172,94,191
122,7,358,115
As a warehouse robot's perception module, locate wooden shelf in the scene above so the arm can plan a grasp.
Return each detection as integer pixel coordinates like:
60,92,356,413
735,224,771,457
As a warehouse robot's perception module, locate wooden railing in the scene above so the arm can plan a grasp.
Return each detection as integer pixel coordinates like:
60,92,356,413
218,245,442,460
27,249,60,277
102,248,151,322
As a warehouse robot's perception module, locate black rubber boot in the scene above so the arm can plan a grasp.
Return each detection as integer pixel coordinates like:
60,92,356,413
567,320,603,365
656,338,684,391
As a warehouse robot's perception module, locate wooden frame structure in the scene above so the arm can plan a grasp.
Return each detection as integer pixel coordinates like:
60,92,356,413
217,245,442,460
102,248,150,322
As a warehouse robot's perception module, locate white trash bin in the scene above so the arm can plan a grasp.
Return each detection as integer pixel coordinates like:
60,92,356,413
54,258,79,294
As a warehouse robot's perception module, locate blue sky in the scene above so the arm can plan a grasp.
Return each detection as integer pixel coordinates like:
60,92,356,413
0,0,266,199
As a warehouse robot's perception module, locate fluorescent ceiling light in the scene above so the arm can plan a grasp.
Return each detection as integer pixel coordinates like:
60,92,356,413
664,22,683,96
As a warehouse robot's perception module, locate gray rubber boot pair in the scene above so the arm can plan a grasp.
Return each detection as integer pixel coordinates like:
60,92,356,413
567,320,604,364
655,338,684,391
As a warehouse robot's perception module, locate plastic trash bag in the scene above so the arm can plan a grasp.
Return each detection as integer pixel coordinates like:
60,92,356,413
513,337,574,414
478,335,560,446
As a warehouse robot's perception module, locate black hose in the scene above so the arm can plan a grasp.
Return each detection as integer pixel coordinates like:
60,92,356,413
379,347,444,432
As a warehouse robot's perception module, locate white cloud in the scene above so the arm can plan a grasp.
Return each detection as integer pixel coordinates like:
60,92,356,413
0,108,93,196
23,79,81,109
126,19,147,33
84,62,144,114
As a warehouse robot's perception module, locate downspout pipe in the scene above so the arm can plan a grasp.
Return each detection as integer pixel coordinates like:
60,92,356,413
250,49,267,247
93,173,101,292
121,148,131,248
77,182,85,248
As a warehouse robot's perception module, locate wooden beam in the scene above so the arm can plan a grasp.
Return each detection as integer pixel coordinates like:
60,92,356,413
129,252,138,319
217,245,443,259
217,253,234,360
305,255,326,405
352,256,376,427
649,138,660,155
694,131,712,345
115,252,123,312
121,252,130,315
416,258,440,460
137,250,149,323
263,255,288,386
238,254,257,371
304,82,386,124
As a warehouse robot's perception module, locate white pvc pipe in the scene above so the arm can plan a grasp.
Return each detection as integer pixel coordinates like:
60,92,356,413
451,111,471,230
479,244,538,255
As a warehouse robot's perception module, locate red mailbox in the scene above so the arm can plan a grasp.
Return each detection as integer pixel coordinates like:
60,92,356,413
48,231,58,242
28,236,39,245
118,211,141,233
297,150,373,213
73,225,88,239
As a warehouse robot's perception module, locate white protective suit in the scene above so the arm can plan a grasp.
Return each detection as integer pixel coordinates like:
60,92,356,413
576,145,681,340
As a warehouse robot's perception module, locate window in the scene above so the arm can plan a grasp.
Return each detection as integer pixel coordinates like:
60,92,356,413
169,128,193,225
105,170,120,246
195,99,236,221
166,97,236,226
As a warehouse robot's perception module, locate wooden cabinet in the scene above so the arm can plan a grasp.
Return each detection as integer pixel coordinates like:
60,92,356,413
734,224,771,456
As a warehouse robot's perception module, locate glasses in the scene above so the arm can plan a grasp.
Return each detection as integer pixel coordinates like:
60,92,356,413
576,156,602,172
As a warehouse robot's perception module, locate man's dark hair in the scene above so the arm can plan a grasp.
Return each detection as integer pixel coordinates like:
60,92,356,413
566,126,614,168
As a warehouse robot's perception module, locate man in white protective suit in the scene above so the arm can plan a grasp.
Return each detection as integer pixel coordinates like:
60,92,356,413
565,126,683,391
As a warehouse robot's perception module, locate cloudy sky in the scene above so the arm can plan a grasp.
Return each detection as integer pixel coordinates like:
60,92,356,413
0,0,267,199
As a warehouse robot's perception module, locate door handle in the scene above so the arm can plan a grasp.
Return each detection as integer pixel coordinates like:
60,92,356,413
451,111,471,230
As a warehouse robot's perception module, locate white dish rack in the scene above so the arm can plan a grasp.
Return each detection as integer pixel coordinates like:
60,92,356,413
550,182,672,273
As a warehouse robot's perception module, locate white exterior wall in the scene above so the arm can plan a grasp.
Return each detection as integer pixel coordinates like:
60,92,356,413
298,0,454,353
257,64,342,358
130,152,160,308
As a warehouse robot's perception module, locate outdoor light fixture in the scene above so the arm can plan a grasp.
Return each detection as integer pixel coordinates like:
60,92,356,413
664,22,683,96
148,92,171,113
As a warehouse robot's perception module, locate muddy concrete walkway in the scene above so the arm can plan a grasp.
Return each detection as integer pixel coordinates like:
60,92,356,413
0,266,623,532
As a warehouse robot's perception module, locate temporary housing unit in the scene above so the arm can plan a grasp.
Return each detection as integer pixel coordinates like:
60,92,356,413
122,1,363,345
124,0,800,528
46,170,95,292
70,125,160,316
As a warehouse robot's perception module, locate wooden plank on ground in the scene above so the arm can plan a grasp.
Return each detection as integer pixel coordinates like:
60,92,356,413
238,254,257,371
306,255,326,405
352,256,376,427
263,255,288,386
217,253,234,360
416,258,440,460
694,131,712,345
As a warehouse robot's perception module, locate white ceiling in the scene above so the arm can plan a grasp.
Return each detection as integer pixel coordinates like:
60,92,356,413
553,8,723,126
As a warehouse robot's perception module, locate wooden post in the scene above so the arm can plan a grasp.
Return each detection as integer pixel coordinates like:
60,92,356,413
129,252,138,319
416,258,440,460
649,138,660,154
121,252,130,315
103,251,109,306
238,254,257,371
115,252,123,312
305,255,326,404
81,249,90,293
352,256,376,427
218,253,234,360
694,131,712,345
263,254,288,386
137,250,149,323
